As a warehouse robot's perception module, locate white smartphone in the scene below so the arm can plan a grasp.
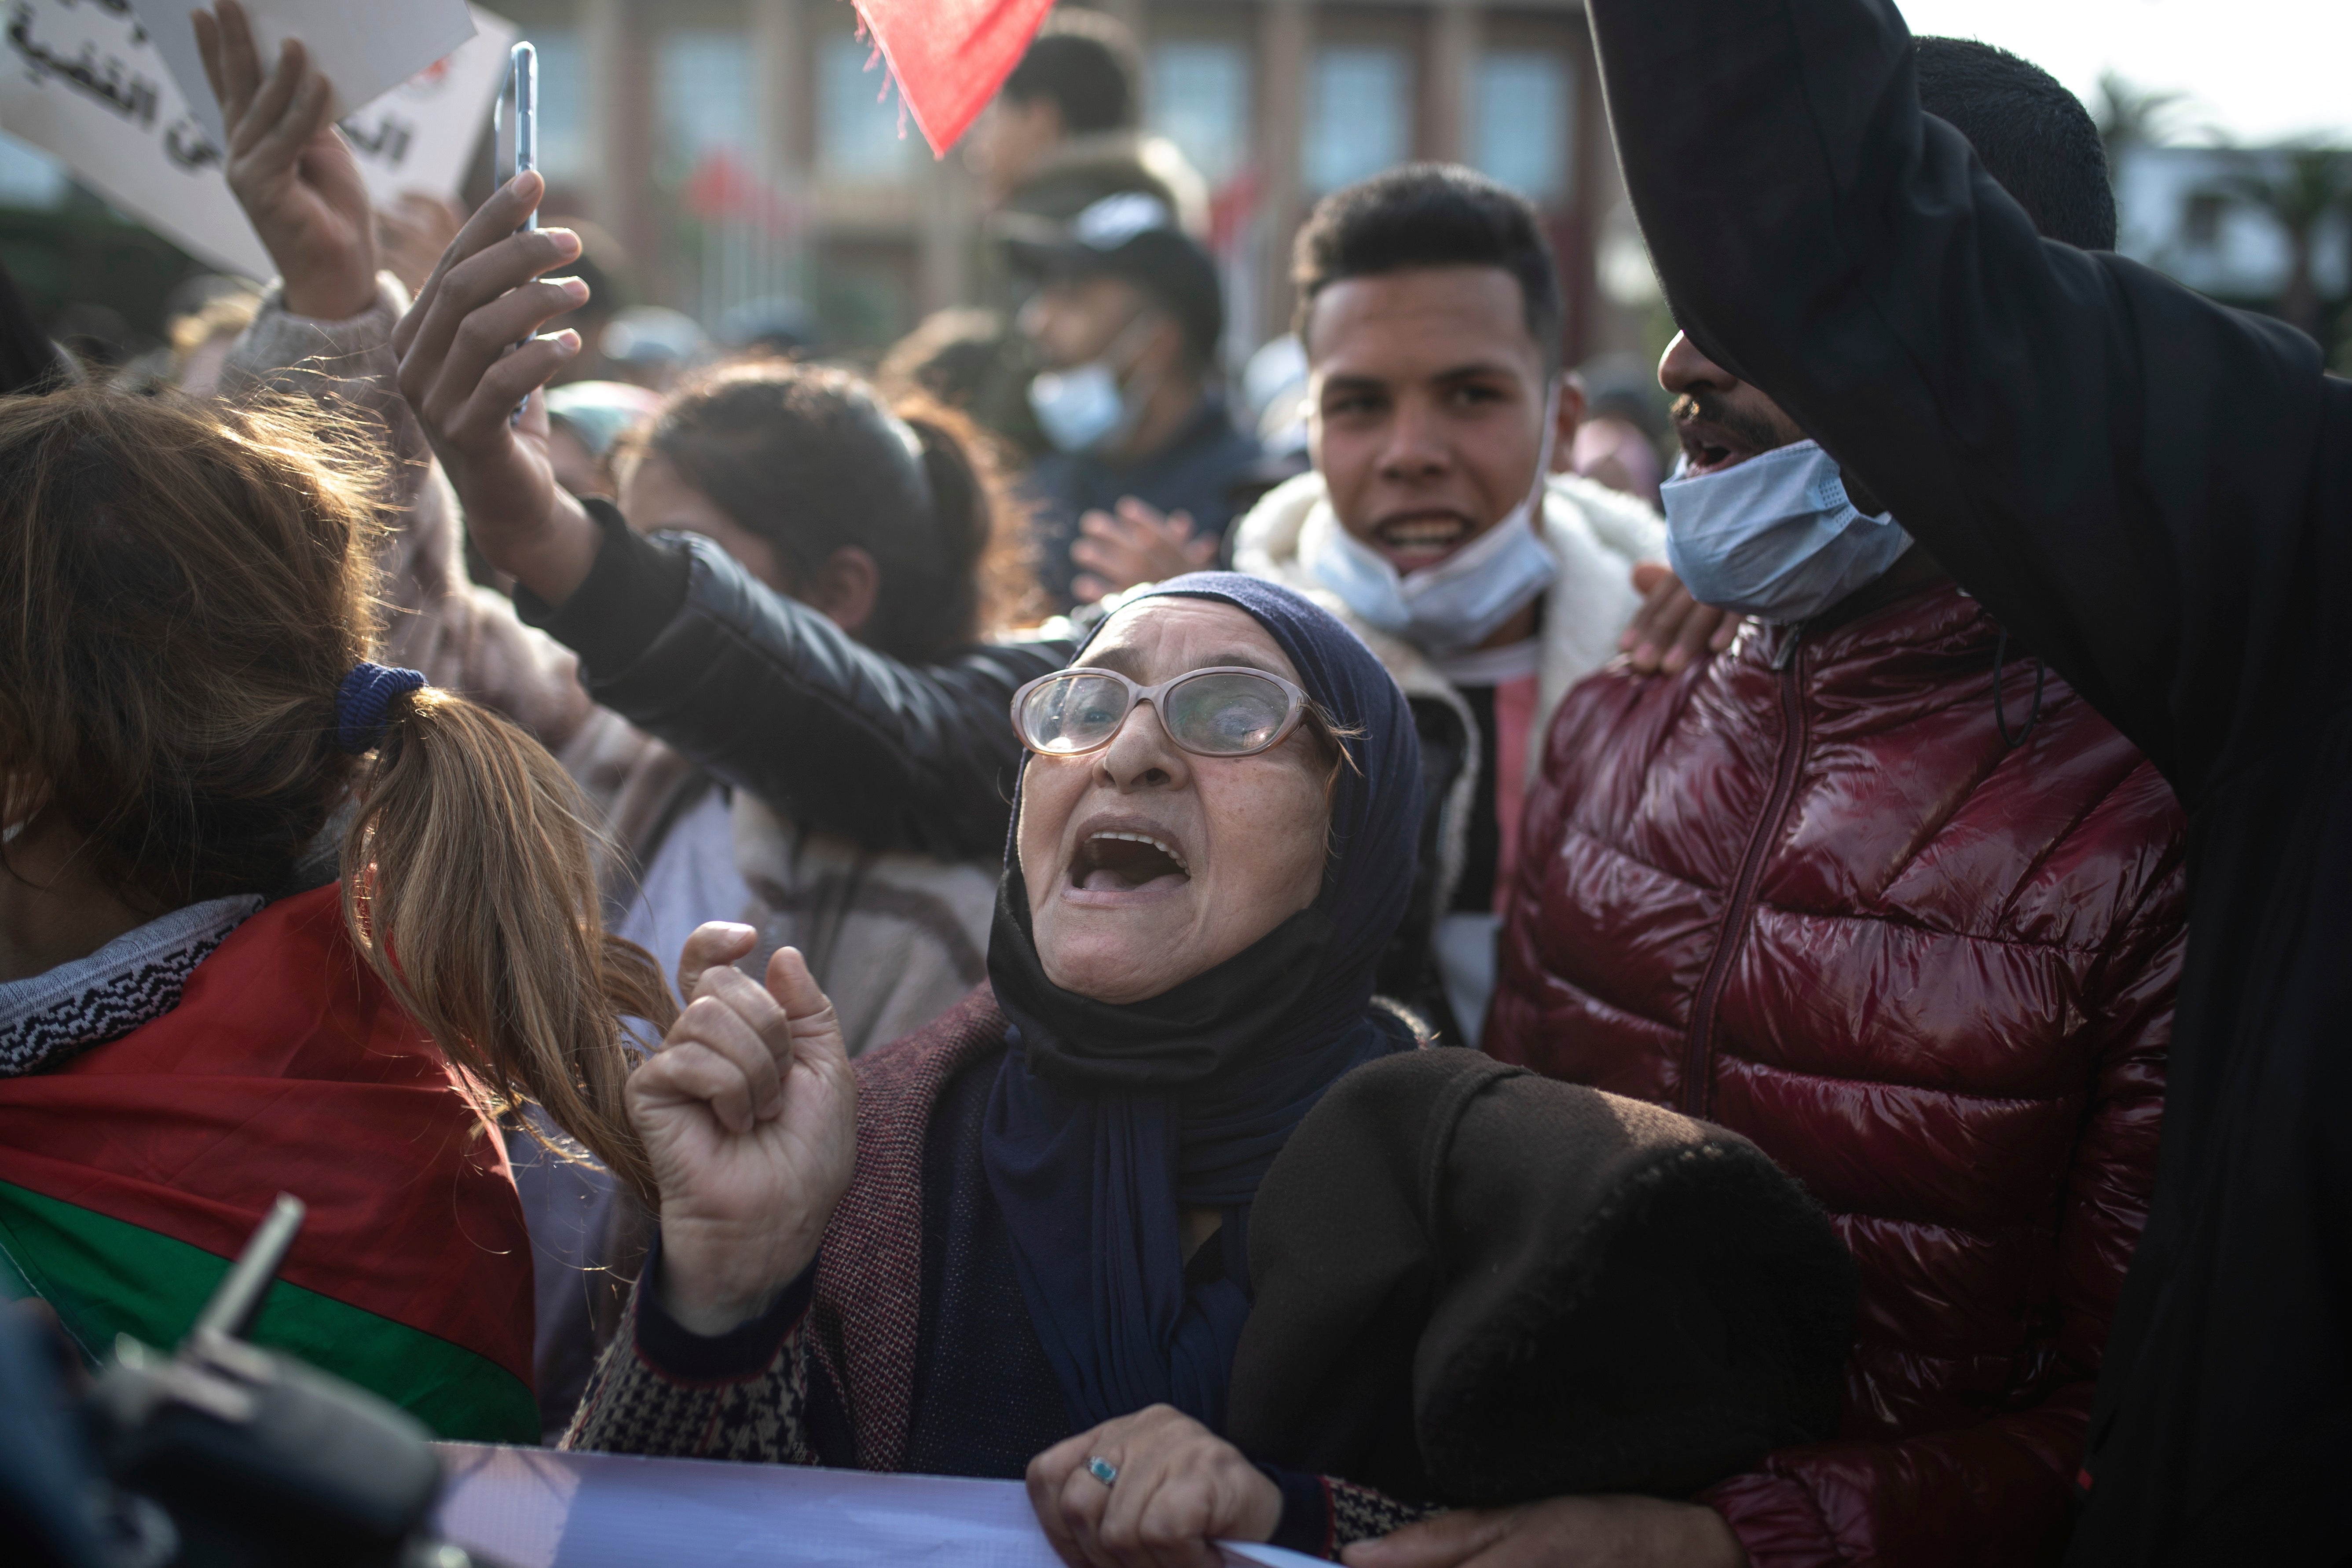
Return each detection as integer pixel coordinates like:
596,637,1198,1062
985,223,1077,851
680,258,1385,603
499,40,538,229
497,41,539,423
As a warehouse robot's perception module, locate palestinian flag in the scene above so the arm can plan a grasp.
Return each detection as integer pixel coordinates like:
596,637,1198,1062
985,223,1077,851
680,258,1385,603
0,884,538,1442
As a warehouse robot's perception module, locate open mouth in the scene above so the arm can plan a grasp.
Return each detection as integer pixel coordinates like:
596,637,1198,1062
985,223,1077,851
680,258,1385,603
1070,830,1191,892
1371,513,1474,571
1676,426,1752,476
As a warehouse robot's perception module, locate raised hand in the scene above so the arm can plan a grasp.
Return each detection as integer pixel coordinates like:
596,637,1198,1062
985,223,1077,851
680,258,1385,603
390,171,603,604
1027,1405,1281,1568
194,1,375,320
629,923,856,1337
1070,498,1219,604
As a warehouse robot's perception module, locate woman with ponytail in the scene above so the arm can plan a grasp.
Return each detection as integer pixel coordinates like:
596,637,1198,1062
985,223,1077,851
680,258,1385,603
0,385,671,1442
191,4,1049,1055
188,9,1057,1432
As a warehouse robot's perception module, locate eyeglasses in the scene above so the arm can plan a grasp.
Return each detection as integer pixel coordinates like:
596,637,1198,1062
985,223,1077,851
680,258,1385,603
1011,666,1310,759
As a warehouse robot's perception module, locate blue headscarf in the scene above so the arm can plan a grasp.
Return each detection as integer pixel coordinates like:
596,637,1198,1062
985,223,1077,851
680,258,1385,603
982,572,1423,1433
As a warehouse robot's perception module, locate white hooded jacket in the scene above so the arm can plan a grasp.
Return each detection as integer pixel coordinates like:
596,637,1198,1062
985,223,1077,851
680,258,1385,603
1231,468,1665,1032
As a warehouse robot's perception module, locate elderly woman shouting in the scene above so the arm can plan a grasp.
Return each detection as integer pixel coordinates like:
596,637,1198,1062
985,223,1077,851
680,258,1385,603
566,571,1427,1560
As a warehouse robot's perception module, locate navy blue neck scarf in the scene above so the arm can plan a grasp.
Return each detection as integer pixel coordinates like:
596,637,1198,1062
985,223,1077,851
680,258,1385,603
982,572,1423,1434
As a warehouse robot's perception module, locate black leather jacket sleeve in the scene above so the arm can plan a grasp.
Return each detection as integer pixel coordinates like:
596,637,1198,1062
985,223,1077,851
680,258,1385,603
517,498,1073,862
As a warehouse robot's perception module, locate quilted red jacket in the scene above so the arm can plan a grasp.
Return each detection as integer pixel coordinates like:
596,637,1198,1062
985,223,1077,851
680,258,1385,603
1487,580,2182,1567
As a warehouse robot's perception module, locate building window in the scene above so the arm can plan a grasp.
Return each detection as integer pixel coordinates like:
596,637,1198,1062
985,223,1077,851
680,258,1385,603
525,28,586,185
656,29,753,180
818,33,917,182
1305,46,1410,194
1473,51,1572,205
1150,41,1251,189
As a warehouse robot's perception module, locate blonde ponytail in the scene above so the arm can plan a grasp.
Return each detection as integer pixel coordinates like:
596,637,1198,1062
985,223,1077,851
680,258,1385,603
341,686,677,1205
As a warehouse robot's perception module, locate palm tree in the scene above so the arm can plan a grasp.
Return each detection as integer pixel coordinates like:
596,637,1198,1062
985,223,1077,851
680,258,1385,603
2205,145,2352,341
2094,72,2185,175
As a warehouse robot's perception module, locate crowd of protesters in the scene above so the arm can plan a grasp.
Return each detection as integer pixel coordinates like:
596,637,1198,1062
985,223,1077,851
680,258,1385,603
1,0,2345,1564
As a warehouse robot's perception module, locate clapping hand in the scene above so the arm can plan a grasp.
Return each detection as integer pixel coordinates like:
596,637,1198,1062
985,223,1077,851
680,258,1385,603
1071,498,1219,603
194,0,375,320
630,923,857,1337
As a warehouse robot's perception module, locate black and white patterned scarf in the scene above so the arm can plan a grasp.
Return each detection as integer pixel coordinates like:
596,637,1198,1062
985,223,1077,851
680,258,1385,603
0,895,265,1077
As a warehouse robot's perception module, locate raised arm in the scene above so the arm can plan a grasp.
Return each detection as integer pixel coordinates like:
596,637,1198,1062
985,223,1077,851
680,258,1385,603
516,504,1068,860
389,176,1067,861
199,2,610,754
1587,0,2345,791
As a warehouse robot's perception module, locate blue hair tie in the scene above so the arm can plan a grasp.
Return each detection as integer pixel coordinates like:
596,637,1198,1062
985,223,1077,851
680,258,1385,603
335,662,427,755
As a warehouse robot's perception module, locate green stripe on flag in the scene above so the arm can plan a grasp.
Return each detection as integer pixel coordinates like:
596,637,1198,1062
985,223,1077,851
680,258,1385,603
0,1181,536,1443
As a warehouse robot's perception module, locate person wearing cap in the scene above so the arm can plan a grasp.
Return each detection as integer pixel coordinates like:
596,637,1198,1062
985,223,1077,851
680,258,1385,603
970,8,1209,289
883,8,1207,458
1017,191,1265,609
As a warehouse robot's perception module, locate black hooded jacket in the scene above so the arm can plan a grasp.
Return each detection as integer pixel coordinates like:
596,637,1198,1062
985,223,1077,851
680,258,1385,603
1585,1,2352,1562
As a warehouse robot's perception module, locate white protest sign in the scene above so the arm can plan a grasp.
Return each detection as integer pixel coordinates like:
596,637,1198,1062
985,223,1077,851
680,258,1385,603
338,8,516,209
1,0,271,277
130,0,474,149
0,2,516,282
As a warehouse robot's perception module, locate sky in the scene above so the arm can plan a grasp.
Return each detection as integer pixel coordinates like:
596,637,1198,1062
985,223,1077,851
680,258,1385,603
1894,0,2352,145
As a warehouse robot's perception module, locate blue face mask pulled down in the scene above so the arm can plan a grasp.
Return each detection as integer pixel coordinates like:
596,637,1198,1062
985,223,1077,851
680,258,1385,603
1306,384,1562,655
1661,439,1913,623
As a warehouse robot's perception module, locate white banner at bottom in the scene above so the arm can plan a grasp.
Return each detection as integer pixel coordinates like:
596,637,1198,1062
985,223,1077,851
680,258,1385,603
432,1442,1330,1568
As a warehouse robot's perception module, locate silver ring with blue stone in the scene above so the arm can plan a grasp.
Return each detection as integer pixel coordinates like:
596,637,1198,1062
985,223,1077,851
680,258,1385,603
1086,1456,1118,1487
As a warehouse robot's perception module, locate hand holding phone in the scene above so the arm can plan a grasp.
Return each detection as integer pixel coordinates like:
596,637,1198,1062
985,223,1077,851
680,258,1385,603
498,41,540,421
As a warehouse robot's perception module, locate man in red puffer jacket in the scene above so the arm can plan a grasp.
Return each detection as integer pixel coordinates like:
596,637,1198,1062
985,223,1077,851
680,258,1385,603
1356,40,2183,1568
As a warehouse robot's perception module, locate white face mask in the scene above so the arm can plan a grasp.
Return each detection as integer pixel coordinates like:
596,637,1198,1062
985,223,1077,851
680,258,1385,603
1307,382,1562,655
1027,314,1160,455
1660,439,1913,623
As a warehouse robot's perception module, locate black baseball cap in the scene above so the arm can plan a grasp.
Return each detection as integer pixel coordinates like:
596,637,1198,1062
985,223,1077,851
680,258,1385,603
1009,193,1224,362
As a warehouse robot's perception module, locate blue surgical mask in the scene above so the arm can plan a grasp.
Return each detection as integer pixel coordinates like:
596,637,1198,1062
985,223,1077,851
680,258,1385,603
1661,439,1913,622
1029,363,1129,453
1027,315,1158,454
1306,384,1562,654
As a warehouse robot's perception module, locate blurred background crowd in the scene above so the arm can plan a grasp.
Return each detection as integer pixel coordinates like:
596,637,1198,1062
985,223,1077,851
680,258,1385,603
8,0,2347,546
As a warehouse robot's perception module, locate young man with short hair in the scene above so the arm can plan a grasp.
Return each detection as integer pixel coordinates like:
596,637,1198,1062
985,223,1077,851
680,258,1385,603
1230,164,1673,1043
1377,40,2183,1567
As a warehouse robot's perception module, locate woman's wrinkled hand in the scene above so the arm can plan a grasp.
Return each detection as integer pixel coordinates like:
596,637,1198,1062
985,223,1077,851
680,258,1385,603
194,0,376,321
1342,1495,1747,1568
1026,1404,1282,1568
1621,560,1743,675
390,170,604,604
629,923,856,1337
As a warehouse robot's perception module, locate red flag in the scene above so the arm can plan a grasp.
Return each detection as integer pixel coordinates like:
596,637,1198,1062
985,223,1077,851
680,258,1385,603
853,0,1059,157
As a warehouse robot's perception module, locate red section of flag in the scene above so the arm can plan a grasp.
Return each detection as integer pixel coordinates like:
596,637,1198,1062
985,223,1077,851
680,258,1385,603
853,0,1059,157
0,886,535,1383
